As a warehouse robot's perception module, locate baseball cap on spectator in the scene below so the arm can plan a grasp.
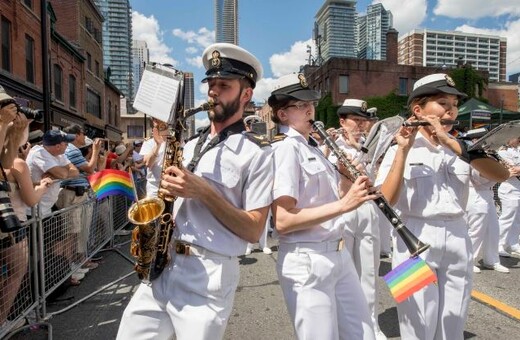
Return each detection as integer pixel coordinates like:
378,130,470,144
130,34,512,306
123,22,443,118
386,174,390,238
133,140,143,147
115,144,126,156
42,130,75,146
0,84,14,103
80,137,94,149
29,130,44,144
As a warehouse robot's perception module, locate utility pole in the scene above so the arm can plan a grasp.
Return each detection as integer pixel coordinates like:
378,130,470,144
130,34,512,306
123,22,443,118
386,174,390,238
41,0,51,131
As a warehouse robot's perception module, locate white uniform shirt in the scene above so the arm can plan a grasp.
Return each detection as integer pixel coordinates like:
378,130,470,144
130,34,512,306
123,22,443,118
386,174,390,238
376,133,470,220
497,146,520,199
173,132,273,257
140,138,165,198
327,134,359,164
26,145,71,217
273,126,345,244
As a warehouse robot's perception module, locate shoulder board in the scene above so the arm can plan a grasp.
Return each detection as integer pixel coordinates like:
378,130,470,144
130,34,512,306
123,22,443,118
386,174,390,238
271,133,287,144
243,131,271,148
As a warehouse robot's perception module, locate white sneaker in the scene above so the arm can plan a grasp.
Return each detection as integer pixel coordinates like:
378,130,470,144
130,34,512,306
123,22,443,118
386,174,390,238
71,272,85,281
482,263,510,273
262,247,272,255
504,245,520,258
245,246,252,256
473,266,481,273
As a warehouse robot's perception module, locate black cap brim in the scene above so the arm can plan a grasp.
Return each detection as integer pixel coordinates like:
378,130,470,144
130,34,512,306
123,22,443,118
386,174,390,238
337,106,371,118
268,89,320,106
408,85,467,105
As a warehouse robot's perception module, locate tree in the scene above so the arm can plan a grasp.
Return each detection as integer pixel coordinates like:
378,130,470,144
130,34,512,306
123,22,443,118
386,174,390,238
449,64,487,100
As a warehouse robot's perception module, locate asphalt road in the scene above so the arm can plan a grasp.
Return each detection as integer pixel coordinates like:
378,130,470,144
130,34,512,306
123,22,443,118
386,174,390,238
13,234,520,340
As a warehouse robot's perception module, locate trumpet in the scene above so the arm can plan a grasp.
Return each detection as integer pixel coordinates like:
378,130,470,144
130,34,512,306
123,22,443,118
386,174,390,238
403,119,459,127
311,120,430,257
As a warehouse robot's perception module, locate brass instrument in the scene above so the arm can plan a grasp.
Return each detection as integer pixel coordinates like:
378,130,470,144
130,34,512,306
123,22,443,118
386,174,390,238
128,100,213,282
311,120,430,257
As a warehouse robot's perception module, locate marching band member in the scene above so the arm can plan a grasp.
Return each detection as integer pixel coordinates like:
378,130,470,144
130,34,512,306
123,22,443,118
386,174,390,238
117,43,273,340
376,73,509,340
269,73,376,340
328,99,387,340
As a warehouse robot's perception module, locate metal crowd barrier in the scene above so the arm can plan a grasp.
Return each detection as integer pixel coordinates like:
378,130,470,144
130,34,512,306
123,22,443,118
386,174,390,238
0,190,135,339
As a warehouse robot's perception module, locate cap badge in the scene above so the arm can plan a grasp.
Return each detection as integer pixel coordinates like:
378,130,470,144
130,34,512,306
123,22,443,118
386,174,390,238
445,75,455,87
298,74,308,88
361,101,368,112
211,50,222,68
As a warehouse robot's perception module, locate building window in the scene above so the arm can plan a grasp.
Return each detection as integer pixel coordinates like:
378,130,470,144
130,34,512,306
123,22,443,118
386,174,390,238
95,60,100,77
339,75,349,94
1,16,11,72
87,88,101,118
53,64,63,101
25,35,34,83
69,75,76,108
399,78,408,96
127,125,144,138
87,52,92,71
23,0,32,9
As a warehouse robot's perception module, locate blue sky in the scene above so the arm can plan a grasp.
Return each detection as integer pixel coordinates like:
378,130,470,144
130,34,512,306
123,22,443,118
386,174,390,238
130,0,520,126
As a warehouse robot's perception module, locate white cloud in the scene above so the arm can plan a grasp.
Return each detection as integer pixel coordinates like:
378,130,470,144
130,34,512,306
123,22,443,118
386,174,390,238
195,116,210,130
199,83,209,98
187,56,203,68
172,27,215,49
373,0,428,36
455,20,520,75
434,0,520,19
132,11,177,66
269,39,313,78
252,77,277,104
185,46,198,54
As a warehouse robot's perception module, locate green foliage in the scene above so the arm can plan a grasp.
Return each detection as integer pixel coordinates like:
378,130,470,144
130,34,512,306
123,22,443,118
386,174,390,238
365,92,409,119
315,93,340,129
449,66,488,99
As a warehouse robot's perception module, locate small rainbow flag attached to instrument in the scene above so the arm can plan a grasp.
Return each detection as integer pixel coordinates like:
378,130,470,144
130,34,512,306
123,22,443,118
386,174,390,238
87,169,136,201
384,256,437,303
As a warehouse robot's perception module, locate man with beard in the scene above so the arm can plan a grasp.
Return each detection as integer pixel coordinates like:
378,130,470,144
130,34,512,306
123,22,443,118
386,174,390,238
117,43,273,340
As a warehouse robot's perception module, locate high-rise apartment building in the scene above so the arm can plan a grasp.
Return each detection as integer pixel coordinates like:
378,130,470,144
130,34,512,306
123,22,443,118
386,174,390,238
357,3,393,60
132,40,149,99
398,29,507,81
183,72,196,137
215,0,238,44
95,0,133,98
315,0,358,62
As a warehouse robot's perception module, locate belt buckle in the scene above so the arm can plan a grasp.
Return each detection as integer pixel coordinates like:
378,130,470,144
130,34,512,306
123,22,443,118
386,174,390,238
337,239,345,251
175,242,190,255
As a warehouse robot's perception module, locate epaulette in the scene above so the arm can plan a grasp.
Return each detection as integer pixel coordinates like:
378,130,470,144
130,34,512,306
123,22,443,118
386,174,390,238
243,131,271,147
270,133,287,144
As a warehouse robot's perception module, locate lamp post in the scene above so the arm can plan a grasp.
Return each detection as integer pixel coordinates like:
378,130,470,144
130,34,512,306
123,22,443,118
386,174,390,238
40,0,51,131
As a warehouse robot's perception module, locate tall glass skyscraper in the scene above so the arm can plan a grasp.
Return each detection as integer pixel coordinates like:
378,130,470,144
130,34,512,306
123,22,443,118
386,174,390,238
357,3,393,60
315,0,358,62
95,0,133,100
132,40,149,100
215,0,238,44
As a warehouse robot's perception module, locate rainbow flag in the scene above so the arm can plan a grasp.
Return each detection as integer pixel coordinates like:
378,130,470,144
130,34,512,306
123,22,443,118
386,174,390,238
87,169,136,201
384,256,437,303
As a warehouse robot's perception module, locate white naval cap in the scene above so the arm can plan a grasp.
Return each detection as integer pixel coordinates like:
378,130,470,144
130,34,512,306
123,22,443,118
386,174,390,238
201,43,263,88
337,99,370,118
267,73,321,106
408,73,467,105
0,84,14,103
243,114,262,126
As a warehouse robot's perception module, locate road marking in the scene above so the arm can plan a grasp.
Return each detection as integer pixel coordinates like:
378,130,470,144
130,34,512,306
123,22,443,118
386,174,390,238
471,290,520,321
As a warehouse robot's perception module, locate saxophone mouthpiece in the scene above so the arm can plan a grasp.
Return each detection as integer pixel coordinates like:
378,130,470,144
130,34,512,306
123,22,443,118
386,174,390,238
184,101,213,117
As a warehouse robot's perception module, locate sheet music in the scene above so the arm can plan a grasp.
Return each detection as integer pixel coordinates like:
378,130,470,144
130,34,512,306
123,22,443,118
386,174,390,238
133,64,182,123
468,120,520,152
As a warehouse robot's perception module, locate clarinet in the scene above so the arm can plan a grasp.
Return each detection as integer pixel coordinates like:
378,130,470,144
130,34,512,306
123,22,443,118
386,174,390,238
311,120,430,257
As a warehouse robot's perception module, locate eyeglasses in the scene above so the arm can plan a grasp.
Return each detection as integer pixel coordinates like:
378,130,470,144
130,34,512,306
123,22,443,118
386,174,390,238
284,101,317,111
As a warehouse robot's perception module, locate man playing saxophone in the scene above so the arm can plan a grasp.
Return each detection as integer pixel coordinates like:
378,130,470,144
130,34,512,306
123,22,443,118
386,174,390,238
117,43,273,340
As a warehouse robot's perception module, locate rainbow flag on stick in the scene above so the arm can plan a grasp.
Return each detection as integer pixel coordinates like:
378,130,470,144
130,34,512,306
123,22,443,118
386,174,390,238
88,169,136,201
384,256,437,303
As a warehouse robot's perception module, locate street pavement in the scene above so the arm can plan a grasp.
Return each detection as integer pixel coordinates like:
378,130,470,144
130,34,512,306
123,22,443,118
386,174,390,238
14,234,520,340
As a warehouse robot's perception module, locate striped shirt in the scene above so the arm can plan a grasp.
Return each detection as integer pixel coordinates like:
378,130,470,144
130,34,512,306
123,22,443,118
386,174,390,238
61,144,89,188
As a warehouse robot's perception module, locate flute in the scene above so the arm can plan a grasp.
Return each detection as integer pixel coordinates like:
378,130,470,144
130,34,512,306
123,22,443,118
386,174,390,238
311,120,430,257
403,119,459,127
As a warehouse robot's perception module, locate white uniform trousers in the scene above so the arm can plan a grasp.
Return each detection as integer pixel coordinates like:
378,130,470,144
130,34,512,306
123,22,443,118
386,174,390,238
343,202,382,334
117,250,239,340
498,198,520,249
467,189,501,265
393,217,473,340
277,241,375,340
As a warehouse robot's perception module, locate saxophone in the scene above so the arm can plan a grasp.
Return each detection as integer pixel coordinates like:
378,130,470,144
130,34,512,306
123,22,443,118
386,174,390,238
128,102,213,282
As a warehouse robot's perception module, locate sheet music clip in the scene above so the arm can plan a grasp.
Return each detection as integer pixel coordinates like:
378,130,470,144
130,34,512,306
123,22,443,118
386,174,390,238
132,62,183,124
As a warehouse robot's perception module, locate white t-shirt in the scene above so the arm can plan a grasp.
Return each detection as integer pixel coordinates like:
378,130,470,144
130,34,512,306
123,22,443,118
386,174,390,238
139,139,165,198
26,145,71,217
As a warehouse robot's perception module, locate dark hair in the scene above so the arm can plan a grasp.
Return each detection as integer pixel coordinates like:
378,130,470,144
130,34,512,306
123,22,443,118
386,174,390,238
408,94,441,115
63,124,83,135
269,96,293,124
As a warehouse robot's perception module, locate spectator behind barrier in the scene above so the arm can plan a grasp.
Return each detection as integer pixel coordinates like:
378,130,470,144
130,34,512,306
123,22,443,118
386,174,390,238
1,115,52,328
